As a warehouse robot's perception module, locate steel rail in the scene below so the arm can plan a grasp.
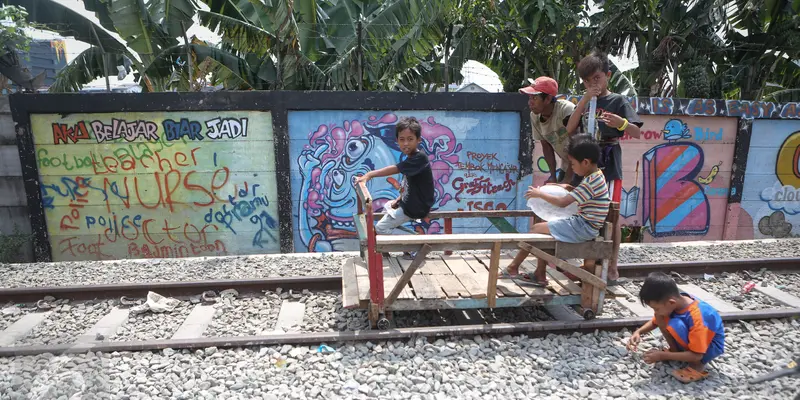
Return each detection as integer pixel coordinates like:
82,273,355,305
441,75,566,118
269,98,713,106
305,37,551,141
1,308,798,357
1,257,798,303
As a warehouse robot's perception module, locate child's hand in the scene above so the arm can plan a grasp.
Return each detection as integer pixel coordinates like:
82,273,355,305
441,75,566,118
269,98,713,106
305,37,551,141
642,349,664,364
390,199,399,209
584,85,602,99
627,331,642,352
524,186,541,200
354,173,371,185
600,112,626,129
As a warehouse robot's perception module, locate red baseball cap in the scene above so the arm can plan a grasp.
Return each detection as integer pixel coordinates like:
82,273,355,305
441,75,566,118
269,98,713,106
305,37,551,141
519,76,558,97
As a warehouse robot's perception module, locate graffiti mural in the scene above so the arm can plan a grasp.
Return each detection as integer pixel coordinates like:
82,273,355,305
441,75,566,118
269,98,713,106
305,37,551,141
31,112,279,261
289,111,521,252
740,120,800,239
531,115,736,242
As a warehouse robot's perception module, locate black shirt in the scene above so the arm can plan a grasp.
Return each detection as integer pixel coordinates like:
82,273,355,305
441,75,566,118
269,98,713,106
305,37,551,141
580,93,643,182
396,150,435,219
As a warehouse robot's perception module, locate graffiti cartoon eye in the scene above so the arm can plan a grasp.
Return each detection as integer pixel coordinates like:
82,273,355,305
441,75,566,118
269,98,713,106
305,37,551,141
345,139,367,162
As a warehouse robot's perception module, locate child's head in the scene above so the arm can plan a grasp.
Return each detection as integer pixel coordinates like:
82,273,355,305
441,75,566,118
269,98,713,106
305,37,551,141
395,117,422,155
577,51,612,92
566,134,600,176
639,272,683,317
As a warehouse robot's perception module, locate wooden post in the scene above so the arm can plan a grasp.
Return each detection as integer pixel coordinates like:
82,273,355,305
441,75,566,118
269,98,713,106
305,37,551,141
385,244,432,308
357,20,363,91
487,242,501,308
444,217,453,255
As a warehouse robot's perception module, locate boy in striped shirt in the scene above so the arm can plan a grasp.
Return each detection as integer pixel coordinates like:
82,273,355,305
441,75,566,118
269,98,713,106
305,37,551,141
522,135,610,286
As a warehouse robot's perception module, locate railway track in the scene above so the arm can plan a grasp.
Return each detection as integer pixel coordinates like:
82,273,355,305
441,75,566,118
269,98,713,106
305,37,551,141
1,256,799,357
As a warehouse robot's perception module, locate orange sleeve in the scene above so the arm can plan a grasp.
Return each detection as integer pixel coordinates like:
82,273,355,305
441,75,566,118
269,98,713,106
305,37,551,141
687,307,713,354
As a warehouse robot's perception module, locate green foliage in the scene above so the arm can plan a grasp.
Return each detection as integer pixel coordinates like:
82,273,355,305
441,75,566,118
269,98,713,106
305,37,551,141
0,225,31,263
0,5,33,52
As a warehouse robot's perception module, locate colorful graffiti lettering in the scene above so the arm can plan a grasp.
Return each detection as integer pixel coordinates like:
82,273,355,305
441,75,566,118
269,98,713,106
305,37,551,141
31,112,279,261
641,119,711,237
294,113,462,252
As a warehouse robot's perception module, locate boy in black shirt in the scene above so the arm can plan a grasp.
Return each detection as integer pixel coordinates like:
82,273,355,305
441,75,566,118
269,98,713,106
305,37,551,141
356,117,435,236
566,51,643,282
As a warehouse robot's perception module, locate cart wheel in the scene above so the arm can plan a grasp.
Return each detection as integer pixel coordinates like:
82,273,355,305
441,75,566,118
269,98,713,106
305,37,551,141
583,309,596,320
377,318,391,330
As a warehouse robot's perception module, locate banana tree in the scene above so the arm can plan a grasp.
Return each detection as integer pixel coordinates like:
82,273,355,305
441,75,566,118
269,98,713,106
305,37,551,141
9,0,224,92
718,0,800,100
199,0,459,91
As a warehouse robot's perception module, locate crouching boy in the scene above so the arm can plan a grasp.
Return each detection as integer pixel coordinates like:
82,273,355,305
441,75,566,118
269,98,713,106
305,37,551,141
627,272,725,383
513,135,609,286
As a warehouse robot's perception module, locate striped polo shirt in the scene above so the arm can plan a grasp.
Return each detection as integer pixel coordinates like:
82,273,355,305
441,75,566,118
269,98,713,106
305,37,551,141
569,170,610,230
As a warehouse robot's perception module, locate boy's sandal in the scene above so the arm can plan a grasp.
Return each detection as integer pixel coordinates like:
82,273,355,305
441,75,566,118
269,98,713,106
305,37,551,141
497,268,520,279
670,367,709,383
517,273,548,287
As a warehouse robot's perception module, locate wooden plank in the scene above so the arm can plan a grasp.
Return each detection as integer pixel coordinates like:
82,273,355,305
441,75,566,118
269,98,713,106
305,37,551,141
433,274,470,298
357,276,371,301
487,243,501,307
353,213,368,244
383,256,413,299
546,267,582,295
355,181,371,204
353,257,370,277
441,255,487,298
376,210,539,219
610,287,652,317
423,256,453,275
678,284,741,312
341,257,361,308
390,245,439,302
555,240,614,260
270,301,306,333
754,286,800,308
172,305,216,339
519,242,607,290
378,233,554,246
0,312,50,346
480,254,528,297
464,255,503,297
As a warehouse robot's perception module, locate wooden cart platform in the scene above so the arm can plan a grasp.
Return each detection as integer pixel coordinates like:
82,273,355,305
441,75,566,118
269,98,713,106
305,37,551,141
350,181,620,329
343,252,586,311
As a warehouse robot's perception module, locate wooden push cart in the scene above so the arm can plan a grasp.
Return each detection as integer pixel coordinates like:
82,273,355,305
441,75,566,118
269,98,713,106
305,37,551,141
342,182,621,329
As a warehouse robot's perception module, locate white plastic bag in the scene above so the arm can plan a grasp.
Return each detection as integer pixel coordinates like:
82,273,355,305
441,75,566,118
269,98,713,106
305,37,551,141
526,185,578,221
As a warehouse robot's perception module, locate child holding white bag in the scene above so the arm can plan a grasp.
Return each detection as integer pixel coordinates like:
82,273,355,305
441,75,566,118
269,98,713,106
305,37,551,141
502,135,610,286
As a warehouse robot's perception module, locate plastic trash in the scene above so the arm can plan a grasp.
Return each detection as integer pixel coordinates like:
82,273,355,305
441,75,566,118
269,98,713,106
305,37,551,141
703,273,715,281
742,281,756,294
526,185,578,221
318,344,335,353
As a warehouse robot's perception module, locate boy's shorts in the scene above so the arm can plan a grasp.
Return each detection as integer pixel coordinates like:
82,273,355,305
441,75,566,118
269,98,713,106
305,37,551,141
547,215,600,243
375,206,413,235
666,317,725,364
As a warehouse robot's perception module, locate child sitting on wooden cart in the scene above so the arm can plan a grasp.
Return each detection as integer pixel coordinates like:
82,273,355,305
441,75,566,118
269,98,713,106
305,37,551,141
504,134,610,286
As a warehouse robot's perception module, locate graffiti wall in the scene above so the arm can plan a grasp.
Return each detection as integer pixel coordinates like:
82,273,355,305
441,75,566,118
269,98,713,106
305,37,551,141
739,120,800,239
288,111,522,252
531,115,738,242
31,112,280,261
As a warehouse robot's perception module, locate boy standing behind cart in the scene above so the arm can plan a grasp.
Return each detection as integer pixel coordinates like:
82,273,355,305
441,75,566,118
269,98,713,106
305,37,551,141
566,51,643,283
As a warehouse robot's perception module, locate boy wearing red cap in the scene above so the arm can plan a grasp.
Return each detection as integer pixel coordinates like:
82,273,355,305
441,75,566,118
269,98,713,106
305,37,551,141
520,76,582,186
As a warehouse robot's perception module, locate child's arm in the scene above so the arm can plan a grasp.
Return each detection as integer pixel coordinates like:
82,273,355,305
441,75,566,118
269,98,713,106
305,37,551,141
524,187,576,208
566,87,602,134
545,183,575,191
355,165,400,184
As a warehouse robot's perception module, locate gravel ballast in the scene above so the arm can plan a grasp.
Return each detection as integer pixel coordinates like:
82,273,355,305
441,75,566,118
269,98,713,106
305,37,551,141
1,318,798,399
111,302,193,342
2,239,800,288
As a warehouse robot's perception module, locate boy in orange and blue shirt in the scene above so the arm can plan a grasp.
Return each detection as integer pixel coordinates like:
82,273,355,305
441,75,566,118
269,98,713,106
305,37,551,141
628,272,725,383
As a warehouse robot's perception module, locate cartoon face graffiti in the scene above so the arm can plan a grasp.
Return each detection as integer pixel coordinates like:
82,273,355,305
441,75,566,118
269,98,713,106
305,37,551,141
296,113,462,252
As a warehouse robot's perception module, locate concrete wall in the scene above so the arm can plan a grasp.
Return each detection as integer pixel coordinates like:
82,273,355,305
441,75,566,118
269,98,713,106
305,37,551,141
9,92,800,261
0,96,34,261
739,120,800,239
29,111,279,261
